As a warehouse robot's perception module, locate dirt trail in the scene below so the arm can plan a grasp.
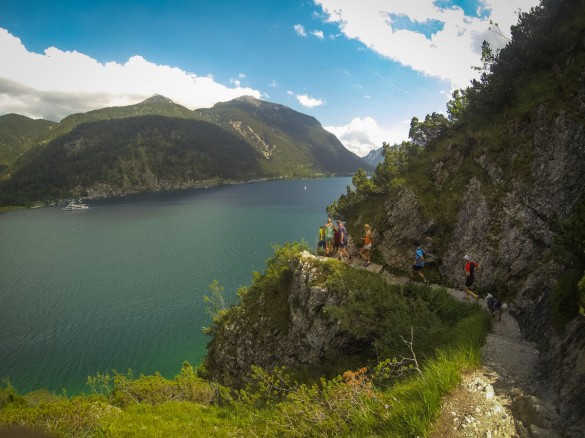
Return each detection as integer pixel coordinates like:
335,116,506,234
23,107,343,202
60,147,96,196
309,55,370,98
428,285,552,438
355,261,561,437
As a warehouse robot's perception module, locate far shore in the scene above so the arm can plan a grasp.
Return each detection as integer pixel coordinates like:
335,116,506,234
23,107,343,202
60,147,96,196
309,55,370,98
1,173,354,211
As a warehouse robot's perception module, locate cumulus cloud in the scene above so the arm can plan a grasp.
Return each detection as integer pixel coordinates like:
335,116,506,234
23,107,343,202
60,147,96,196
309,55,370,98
314,0,540,90
324,116,409,157
287,91,325,108
294,23,326,39
293,24,308,37
0,28,261,121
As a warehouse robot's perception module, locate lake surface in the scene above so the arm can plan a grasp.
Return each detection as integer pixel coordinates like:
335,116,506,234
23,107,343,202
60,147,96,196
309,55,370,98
0,177,351,394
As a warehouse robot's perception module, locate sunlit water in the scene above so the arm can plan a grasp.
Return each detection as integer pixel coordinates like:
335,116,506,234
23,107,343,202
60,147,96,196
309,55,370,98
0,177,350,394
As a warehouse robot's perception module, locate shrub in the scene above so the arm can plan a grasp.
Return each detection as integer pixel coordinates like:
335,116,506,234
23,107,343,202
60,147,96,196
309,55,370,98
0,380,22,409
87,362,216,407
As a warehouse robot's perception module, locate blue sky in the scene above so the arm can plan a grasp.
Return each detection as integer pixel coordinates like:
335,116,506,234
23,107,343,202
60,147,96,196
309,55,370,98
0,0,540,156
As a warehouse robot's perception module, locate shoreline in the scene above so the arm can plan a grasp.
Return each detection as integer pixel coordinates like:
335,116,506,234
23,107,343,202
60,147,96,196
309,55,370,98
8,173,354,210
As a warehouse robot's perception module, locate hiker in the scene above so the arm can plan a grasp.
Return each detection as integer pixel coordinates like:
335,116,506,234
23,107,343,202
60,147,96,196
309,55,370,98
463,255,479,300
336,220,352,263
359,224,372,267
333,226,341,257
485,293,504,321
316,225,326,256
325,217,336,256
409,241,429,283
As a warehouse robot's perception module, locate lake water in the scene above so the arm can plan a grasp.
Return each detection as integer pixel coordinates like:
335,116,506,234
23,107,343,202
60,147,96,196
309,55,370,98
0,177,351,395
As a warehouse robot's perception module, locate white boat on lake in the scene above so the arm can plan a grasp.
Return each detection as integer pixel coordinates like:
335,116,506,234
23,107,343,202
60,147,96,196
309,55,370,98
62,201,89,211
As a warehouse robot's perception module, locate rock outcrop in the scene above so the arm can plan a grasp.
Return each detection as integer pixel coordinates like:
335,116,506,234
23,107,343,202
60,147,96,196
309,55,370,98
373,104,585,434
205,252,355,387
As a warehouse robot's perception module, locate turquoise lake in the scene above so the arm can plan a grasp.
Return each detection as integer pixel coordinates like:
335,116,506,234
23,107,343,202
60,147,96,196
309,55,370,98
0,177,351,394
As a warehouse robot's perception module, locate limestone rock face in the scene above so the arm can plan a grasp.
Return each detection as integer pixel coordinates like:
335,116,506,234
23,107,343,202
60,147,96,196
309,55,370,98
205,252,354,387
372,103,585,434
541,318,585,435
435,108,585,295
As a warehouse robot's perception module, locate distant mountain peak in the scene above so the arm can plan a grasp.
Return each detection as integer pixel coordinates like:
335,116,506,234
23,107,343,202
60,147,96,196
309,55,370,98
234,95,262,107
139,95,175,105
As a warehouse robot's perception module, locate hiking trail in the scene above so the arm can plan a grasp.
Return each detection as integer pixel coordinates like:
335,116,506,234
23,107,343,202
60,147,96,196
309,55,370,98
350,259,562,437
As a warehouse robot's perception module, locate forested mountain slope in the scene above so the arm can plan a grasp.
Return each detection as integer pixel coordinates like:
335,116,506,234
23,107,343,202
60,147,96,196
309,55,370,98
0,114,56,171
0,96,369,206
196,96,368,175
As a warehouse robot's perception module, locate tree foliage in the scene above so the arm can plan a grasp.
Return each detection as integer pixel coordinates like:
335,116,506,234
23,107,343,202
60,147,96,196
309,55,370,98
408,113,450,147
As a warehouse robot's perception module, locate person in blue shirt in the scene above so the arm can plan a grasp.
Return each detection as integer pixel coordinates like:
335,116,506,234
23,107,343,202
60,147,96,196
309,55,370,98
325,217,335,256
409,240,429,284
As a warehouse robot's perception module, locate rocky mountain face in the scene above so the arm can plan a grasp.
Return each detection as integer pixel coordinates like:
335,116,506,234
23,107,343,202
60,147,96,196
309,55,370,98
204,251,357,387
196,96,369,175
372,101,585,434
362,147,384,167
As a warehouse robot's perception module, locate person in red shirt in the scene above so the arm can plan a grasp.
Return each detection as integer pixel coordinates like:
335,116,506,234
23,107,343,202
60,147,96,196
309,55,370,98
463,255,479,301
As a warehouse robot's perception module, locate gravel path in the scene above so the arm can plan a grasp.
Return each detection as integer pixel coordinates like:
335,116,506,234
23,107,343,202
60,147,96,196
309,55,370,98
429,287,550,438
358,261,561,437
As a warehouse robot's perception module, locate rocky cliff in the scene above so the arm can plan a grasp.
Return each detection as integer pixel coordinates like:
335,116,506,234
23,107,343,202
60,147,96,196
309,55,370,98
204,251,355,387
364,78,585,438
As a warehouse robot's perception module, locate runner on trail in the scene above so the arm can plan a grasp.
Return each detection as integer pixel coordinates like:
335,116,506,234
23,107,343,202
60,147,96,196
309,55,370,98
333,226,341,257
359,224,372,267
336,220,352,263
316,225,326,256
325,217,335,256
463,255,479,301
409,241,429,284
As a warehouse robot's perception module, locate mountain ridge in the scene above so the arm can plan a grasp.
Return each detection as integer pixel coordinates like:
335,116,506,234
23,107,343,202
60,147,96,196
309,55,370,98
0,96,369,205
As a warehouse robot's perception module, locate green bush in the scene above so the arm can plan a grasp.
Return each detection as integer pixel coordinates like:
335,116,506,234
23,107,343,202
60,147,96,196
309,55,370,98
0,380,22,409
87,362,216,407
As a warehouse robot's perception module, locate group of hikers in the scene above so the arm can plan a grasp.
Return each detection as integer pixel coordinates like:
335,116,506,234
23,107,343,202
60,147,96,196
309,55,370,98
316,220,492,309
316,217,372,267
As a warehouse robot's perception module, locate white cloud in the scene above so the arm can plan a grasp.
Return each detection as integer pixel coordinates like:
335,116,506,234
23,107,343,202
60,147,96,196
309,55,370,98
324,116,409,157
314,0,540,90
294,24,308,37
287,91,325,108
295,23,326,39
0,28,262,121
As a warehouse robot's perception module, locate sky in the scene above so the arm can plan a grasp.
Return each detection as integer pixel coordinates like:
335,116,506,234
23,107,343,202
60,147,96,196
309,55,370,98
0,0,540,157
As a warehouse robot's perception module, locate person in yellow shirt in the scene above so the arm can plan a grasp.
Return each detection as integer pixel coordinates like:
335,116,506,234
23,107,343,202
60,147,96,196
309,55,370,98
316,225,326,255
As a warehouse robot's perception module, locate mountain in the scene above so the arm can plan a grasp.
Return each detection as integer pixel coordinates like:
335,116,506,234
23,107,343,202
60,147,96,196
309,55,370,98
196,96,368,175
362,147,384,167
41,94,200,143
0,96,369,205
0,114,56,171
